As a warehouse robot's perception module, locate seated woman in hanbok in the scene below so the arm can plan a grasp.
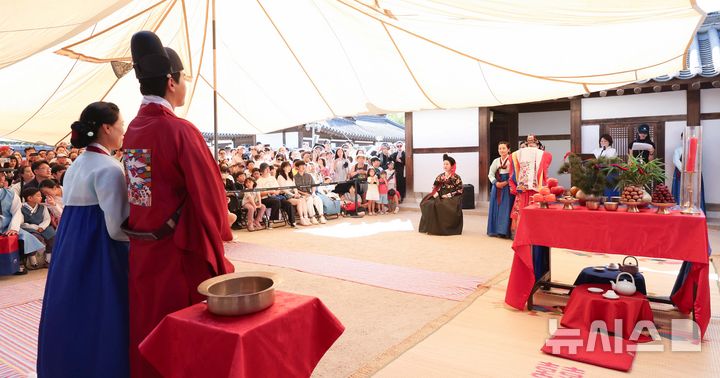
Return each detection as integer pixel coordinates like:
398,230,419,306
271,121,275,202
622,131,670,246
419,154,464,235
508,135,552,235
38,102,130,377
487,141,514,238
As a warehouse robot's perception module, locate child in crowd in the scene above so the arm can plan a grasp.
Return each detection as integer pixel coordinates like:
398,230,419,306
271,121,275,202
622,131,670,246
242,178,266,231
20,187,56,267
39,179,63,228
251,168,261,180
386,161,400,214
365,168,379,215
377,171,389,214
341,185,365,216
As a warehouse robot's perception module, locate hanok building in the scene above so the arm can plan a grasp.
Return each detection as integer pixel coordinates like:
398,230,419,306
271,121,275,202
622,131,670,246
405,13,720,212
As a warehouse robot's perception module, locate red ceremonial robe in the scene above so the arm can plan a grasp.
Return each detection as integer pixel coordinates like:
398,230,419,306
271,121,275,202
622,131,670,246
122,103,234,378
508,149,552,233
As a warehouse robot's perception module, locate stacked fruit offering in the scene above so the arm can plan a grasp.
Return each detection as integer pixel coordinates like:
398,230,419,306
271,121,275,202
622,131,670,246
651,183,675,203
621,186,644,203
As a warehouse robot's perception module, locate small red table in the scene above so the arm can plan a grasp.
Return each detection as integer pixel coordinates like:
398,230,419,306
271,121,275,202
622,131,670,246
505,204,711,338
562,284,653,340
139,291,344,378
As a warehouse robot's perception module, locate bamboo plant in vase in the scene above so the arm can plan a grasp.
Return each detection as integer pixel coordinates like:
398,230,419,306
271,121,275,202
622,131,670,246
558,154,619,208
609,155,666,213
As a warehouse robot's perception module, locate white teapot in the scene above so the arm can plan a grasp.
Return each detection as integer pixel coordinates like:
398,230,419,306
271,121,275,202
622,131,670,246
610,272,637,296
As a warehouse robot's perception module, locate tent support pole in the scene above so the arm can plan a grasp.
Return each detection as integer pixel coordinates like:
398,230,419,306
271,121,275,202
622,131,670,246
212,0,218,161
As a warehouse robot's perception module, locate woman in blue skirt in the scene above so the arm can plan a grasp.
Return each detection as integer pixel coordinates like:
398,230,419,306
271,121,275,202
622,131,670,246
487,141,514,238
37,102,130,377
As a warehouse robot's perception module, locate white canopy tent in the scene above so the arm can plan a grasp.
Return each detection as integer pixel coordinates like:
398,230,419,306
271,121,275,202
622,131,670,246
0,0,707,144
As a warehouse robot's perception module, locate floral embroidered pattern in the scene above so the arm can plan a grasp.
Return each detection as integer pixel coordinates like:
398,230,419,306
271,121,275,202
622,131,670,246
124,149,152,207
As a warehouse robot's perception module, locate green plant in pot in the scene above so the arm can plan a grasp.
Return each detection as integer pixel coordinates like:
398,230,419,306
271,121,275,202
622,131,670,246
558,153,620,204
609,155,666,209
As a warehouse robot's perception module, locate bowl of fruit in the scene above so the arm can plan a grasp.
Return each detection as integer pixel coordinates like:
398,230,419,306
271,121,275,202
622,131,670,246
651,183,676,214
620,185,650,213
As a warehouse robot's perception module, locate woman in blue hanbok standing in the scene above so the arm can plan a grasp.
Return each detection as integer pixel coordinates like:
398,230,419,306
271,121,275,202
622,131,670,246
37,102,130,377
487,141,514,238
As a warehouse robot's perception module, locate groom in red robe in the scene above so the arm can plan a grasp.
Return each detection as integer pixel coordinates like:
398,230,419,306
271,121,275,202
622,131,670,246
123,31,234,377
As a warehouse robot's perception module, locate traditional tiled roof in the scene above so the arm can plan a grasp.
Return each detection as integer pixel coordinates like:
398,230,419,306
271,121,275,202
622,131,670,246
311,115,404,142
639,12,720,83
201,131,253,139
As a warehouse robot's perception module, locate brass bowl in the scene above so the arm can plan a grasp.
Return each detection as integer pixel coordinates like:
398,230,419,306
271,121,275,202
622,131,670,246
585,201,601,210
604,202,619,211
557,197,577,210
651,202,674,215
198,272,280,316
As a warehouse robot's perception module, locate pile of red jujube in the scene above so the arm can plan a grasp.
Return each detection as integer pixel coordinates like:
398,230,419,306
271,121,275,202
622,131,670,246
652,183,675,203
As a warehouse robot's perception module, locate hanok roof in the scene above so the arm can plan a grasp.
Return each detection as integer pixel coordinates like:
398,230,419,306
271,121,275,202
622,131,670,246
640,12,720,83
312,115,405,142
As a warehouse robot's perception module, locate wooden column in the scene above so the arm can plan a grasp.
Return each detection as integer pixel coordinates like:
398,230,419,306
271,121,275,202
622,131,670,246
478,107,491,201
405,112,414,193
507,111,519,151
570,97,582,153
687,89,700,126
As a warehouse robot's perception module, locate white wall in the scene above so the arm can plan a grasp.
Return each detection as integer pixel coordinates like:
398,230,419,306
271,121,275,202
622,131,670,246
518,110,571,188
256,133,285,149
581,91,686,120
581,125,600,153
413,108,478,148
413,152,479,193
285,131,299,149
700,120,720,204
700,88,720,114
541,140,572,189
519,110,570,136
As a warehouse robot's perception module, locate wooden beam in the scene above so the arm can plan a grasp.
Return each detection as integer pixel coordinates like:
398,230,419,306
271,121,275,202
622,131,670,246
405,112,414,193
687,89,700,126
413,146,478,154
700,112,720,120
570,97,581,153
582,114,686,125
479,107,491,201
519,134,571,141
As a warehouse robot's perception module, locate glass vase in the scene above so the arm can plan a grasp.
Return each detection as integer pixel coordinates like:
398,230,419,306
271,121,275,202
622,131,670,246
680,126,702,215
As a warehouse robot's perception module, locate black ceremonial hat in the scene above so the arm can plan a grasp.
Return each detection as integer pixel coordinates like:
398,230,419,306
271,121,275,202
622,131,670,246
131,31,183,79
442,153,456,165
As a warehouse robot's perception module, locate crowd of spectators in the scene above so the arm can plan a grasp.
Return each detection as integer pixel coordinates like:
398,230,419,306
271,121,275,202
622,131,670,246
1,143,74,274
218,141,406,230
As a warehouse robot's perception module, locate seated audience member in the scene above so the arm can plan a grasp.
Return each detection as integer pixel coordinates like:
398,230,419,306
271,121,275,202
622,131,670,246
46,150,57,162
20,187,56,268
39,180,63,227
12,165,35,196
3,156,19,184
68,152,79,161
340,185,364,216
233,172,247,190
251,168,261,180
256,163,296,227
318,176,342,216
56,153,72,167
294,160,326,224
276,162,311,226
220,164,234,190
245,161,256,175
0,174,45,274
242,178,267,231
28,161,52,189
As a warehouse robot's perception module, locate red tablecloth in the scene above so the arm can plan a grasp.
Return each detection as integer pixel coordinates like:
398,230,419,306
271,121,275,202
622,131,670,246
505,204,711,338
139,291,344,378
561,284,653,340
